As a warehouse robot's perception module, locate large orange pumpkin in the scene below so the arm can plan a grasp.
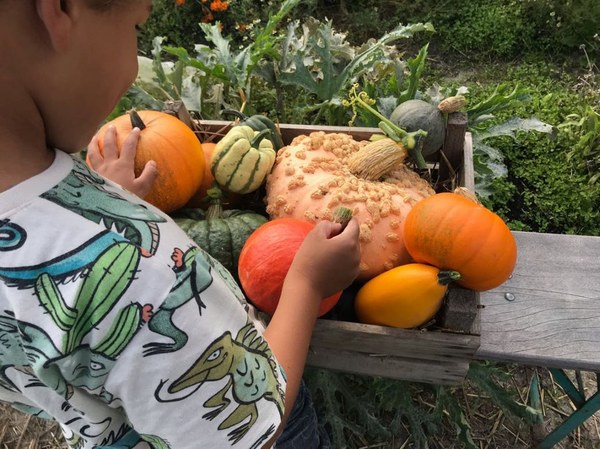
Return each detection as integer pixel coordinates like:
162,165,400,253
89,110,205,213
403,191,517,291
238,218,341,317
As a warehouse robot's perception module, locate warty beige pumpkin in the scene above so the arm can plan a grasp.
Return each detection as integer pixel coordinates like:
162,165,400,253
265,131,435,281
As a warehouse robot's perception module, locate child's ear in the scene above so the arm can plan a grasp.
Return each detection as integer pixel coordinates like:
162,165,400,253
35,0,76,52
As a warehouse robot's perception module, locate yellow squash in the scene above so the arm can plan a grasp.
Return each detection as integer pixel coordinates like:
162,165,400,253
354,263,460,329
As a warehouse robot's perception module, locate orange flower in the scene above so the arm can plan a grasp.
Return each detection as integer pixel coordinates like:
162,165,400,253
210,0,229,12
201,11,214,23
175,0,185,5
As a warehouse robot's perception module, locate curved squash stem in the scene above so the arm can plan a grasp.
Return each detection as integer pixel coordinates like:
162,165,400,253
342,84,428,169
239,88,247,114
221,108,249,123
438,270,461,285
205,185,225,220
347,138,410,181
453,187,482,205
250,128,271,147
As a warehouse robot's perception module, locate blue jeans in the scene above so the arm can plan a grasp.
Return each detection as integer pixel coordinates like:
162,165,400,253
275,381,330,449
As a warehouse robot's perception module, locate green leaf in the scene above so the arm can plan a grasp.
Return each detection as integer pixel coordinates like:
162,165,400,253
477,117,556,141
436,386,478,449
467,83,530,125
278,21,434,102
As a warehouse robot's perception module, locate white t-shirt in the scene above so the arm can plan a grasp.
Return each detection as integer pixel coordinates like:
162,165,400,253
0,150,285,449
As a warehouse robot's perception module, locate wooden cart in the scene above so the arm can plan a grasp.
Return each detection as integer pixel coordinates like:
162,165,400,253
167,102,481,386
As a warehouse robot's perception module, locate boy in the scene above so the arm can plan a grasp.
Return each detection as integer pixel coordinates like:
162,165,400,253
0,1,361,448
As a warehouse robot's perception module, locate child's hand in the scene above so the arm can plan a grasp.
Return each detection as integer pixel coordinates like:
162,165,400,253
87,125,158,199
288,218,361,300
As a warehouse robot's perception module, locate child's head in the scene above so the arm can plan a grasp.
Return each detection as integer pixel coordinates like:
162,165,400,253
0,0,152,153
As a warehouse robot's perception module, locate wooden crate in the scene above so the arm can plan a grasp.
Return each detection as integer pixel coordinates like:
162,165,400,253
167,103,480,386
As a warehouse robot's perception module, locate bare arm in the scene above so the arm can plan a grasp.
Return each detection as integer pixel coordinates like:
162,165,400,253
261,218,361,447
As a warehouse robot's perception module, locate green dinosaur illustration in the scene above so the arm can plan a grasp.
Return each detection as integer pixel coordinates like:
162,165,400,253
143,246,213,356
41,160,166,255
164,322,285,444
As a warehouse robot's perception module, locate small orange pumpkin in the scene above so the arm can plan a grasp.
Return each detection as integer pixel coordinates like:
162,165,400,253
238,218,341,317
90,110,205,213
403,191,517,291
185,142,241,209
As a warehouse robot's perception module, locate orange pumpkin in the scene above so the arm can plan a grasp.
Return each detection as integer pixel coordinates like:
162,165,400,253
265,131,434,281
238,218,341,317
403,191,517,291
89,110,205,213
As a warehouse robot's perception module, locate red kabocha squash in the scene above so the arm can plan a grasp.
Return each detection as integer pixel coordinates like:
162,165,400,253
89,110,205,213
403,189,517,291
238,218,341,317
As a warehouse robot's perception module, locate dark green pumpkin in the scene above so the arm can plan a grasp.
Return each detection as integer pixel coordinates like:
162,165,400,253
172,203,267,279
389,99,446,157
221,109,285,150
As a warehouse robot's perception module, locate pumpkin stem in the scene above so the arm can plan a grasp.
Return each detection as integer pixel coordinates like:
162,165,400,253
333,206,353,230
347,138,409,180
250,128,271,147
221,109,250,123
205,185,225,220
437,95,467,114
453,187,482,205
438,270,461,285
129,110,146,130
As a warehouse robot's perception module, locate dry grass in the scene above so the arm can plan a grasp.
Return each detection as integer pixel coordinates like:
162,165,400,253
0,406,65,449
1,366,599,449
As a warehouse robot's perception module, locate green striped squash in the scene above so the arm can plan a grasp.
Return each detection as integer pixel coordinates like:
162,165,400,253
211,125,276,194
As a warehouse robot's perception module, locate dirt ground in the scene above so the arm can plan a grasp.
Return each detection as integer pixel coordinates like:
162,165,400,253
1,365,598,449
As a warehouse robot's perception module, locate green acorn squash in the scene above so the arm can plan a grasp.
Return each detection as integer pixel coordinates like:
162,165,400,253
389,99,446,157
221,109,285,150
172,190,267,278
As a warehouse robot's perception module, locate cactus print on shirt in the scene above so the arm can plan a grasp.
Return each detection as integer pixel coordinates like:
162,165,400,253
0,150,285,449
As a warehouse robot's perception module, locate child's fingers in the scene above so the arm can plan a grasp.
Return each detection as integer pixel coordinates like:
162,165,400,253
120,127,141,163
102,125,119,161
133,160,158,199
86,134,102,169
313,220,341,239
341,217,360,240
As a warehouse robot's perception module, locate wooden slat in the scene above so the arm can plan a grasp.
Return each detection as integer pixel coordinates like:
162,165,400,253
307,347,471,385
460,132,475,192
310,319,480,361
476,231,600,372
195,120,383,145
